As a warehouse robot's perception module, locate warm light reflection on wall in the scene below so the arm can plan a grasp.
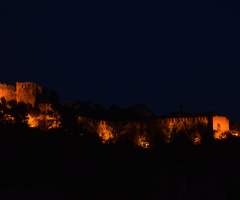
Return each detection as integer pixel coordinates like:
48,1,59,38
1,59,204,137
78,115,230,147
213,131,227,140
212,116,229,140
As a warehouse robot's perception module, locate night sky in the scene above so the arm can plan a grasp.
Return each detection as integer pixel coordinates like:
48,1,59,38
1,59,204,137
1,0,240,122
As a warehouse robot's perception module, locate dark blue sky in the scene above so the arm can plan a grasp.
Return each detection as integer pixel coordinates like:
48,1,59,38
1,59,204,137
1,0,240,122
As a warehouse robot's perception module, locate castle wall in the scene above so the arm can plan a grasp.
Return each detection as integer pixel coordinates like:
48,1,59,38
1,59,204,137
156,116,209,130
78,115,230,145
78,116,214,145
16,82,42,107
212,116,229,133
0,83,16,102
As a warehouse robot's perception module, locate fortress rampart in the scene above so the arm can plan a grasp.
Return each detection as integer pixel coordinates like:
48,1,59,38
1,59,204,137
16,82,43,107
78,115,229,146
0,82,230,145
78,115,228,132
0,82,44,107
0,83,16,102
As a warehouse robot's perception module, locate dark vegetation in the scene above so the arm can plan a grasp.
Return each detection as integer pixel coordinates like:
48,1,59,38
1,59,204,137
1,96,240,199
0,122,240,200
60,101,154,121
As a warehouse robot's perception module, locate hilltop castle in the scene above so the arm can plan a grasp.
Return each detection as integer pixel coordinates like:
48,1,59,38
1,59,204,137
0,82,47,107
0,82,231,144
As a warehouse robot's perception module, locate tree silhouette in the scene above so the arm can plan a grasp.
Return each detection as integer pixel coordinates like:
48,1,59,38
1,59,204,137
0,97,7,112
49,90,60,109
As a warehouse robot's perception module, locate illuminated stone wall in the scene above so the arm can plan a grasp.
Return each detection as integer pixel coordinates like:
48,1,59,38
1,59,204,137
78,115,229,146
155,116,209,143
0,82,43,107
0,83,16,102
16,82,42,107
211,116,229,139
158,116,209,131
212,116,229,132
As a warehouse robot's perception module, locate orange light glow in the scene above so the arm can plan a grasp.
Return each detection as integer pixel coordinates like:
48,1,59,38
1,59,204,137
26,113,39,127
77,115,230,146
26,104,61,130
1,114,15,123
137,135,150,148
213,131,227,140
192,132,201,145
26,113,61,129
97,121,115,144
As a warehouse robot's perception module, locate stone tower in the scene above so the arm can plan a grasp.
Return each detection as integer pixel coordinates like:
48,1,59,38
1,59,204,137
16,82,43,107
0,83,16,102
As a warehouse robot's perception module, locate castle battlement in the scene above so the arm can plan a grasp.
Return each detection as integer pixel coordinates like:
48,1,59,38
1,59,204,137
78,114,229,138
0,82,45,107
78,114,230,145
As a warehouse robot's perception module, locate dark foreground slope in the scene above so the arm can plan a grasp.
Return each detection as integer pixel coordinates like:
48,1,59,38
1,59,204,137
0,124,239,200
